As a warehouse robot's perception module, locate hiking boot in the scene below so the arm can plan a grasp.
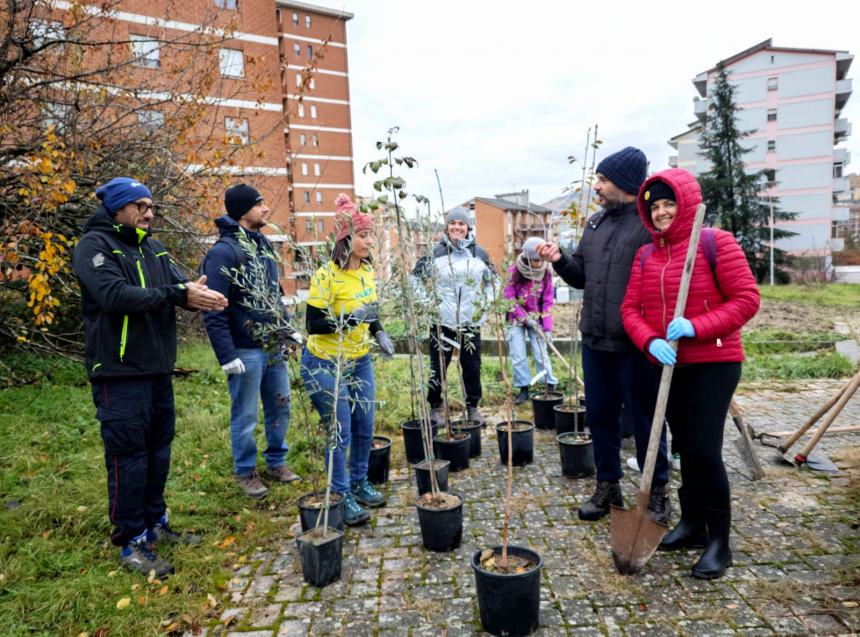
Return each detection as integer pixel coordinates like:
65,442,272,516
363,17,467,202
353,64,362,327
429,407,444,426
121,534,174,578
466,406,484,425
659,488,707,551
514,387,530,405
147,515,202,547
235,469,268,499
351,478,385,508
578,481,623,521
692,507,732,579
646,484,672,525
342,492,370,526
264,465,301,483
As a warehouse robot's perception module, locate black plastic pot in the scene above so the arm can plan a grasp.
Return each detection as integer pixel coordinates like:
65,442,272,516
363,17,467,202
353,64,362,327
553,404,586,436
472,545,543,636
530,391,564,429
414,459,450,496
401,419,438,464
297,492,344,532
296,527,344,587
367,435,392,484
452,419,482,458
557,432,595,478
415,492,464,552
433,432,471,472
496,421,535,466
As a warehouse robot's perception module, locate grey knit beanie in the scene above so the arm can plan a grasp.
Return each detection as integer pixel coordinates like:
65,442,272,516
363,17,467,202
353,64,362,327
446,206,471,226
523,236,545,260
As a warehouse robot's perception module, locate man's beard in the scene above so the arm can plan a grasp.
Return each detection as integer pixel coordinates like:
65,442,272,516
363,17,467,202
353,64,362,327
599,192,628,210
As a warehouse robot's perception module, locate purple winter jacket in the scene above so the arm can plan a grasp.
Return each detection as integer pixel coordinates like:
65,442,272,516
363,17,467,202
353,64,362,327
503,265,554,332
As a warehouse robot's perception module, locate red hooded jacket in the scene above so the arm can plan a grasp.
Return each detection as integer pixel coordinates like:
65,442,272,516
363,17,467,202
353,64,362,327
621,168,760,364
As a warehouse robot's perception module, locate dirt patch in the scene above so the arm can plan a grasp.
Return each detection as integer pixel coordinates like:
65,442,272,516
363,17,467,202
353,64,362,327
477,548,536,575
416,492,461,510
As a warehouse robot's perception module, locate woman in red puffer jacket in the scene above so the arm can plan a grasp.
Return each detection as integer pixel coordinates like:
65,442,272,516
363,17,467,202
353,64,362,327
621,168,760,580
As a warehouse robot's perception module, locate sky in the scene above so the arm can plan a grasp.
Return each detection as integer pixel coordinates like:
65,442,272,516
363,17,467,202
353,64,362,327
334,0,860,213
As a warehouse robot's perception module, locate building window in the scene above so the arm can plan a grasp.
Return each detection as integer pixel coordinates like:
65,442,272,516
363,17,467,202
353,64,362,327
309,78,315,90
305,219,313,232
297,103,304,117
130,34,160,68
767,76,778,91
307,45,313,58
767,108,777,122
764,169,776,187
138,109,164,131
301,162,308,176
225,117,249,144
299,133,306,146
293,43,300,57
312,134,319,147
310,105,317,119
219,48,245,78
317,220,324,233
315,192,322,204
313,163,320,176
43,102,69,131
767,140,776,151
295,73,302,87
292,12,299,26
834,162,843,178
303,191,310,204
305,15,311,28
31,19,65,48
214,0,238,9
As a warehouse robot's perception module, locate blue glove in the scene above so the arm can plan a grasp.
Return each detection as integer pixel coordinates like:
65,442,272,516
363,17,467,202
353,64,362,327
667,317,695,341
648,339,677,365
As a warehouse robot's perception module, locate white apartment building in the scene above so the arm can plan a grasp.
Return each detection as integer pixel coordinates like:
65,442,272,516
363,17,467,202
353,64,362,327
669,39,853,256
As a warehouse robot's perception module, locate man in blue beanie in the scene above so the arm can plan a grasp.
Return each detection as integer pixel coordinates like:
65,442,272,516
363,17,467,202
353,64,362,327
73,177,228,577
537,147,672,524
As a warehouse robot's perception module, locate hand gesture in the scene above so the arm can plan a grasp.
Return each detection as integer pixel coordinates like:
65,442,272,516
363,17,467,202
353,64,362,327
186,275,228,311
536,242,562,263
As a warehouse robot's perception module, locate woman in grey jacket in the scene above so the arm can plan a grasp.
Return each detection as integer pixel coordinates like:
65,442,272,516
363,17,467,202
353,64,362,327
411,207,498,424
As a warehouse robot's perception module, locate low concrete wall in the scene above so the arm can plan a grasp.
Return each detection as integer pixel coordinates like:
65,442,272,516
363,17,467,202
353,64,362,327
834,266,860,283
393,336,581,357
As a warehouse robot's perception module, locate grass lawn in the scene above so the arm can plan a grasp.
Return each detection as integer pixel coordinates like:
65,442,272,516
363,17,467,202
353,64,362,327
0,326,854,636
758,282,860,307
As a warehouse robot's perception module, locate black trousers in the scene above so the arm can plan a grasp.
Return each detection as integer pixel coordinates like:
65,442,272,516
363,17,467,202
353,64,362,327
666,362,742,512
91,374,175,546
427,326,482,408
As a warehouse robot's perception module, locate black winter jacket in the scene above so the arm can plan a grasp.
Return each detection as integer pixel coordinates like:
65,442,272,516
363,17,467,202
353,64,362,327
553,201,650,352
72,207,190,380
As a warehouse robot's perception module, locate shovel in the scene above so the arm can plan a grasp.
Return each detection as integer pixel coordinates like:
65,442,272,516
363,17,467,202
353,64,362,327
611,202,706,575
729,400,764,481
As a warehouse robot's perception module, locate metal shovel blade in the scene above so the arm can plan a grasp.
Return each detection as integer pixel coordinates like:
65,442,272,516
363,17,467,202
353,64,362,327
798,450,839,473
610,492,668,575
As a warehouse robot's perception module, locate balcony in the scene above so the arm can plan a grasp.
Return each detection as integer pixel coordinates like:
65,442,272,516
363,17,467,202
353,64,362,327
694,97,708,122
834,118,852,141
668,155,678,168
834,177,848,193
693,71,708,98
832,206,850,222
834,148,850,165
836,78,852,112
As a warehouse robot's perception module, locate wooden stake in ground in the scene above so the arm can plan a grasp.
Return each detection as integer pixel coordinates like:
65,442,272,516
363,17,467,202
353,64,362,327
610,203,707,575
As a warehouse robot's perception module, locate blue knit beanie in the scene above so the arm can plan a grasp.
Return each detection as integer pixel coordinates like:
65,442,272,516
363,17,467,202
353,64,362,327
96,177,153,216
596,147,648,195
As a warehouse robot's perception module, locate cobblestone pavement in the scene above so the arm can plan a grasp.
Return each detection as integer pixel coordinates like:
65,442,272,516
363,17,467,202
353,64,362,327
205,380,859,636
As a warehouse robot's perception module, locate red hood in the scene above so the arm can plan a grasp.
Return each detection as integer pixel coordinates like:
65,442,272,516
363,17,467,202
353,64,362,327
636,168,703,245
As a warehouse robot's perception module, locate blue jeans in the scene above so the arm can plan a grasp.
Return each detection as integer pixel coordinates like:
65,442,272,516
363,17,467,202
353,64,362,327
581,344,669,486
507,324,558,388
300,349,375,495
227,348,291,476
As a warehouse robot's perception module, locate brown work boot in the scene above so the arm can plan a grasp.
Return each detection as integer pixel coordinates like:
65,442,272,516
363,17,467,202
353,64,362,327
235,469,268,499
264,465,301,483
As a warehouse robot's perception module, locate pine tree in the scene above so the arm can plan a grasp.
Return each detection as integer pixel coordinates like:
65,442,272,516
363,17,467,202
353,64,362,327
698,63,796,282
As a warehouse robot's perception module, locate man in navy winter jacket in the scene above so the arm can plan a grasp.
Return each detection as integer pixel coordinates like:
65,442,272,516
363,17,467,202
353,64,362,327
73,177,228,577
202,184,302,499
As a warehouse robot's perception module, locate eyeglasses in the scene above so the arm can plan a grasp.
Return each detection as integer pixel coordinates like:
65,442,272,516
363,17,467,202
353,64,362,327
131,201,160,215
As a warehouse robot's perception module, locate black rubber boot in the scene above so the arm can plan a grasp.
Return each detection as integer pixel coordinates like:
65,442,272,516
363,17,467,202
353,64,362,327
659,488,707,551
692,507,732,579
514,387,530,405
577,480,623,521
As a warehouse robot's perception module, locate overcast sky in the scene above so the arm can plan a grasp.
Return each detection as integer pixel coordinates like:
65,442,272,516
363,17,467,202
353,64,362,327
336,0,859,212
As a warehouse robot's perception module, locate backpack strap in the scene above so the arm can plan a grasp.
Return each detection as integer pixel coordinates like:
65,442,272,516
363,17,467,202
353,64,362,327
639,244,657,272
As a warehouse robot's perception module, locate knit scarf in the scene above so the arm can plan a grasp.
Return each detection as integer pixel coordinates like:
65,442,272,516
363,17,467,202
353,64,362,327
515,252,547,282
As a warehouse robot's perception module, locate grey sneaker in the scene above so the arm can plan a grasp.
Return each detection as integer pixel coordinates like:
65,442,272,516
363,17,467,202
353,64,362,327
149,523,202,547
120,539,174,578
235,469,268,499
263,465,301,483
466,406,484,425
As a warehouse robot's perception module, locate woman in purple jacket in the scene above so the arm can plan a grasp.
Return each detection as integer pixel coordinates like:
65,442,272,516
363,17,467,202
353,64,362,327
504,237,558,404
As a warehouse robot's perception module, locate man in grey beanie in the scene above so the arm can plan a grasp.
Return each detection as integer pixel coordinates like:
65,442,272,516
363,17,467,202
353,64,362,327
537,147,671,525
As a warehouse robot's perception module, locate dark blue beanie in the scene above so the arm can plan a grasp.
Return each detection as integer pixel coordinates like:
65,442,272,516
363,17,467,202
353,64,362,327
596,147,648,195
225,183,263,220
95,177,153,216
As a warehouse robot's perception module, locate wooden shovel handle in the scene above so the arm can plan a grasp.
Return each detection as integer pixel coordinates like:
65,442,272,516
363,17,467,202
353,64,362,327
796,372,860,459
639,203,707,495
535,329,585,388
778,370,859,452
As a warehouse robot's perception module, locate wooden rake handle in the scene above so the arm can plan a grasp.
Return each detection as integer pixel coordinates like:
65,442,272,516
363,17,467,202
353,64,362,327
639,203,707,496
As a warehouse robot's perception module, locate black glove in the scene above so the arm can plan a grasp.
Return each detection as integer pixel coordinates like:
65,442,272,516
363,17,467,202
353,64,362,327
349,302,379,324
375,330,395,359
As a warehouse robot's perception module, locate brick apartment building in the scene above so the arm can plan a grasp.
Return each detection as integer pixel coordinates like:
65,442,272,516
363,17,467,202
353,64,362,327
51,0,357,293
